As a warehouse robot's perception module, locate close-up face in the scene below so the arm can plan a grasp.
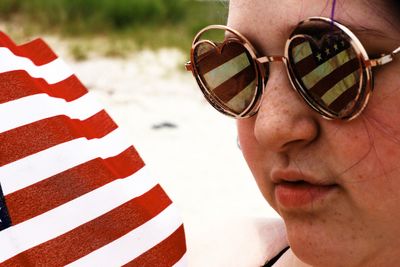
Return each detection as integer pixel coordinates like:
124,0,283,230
227,0,400,266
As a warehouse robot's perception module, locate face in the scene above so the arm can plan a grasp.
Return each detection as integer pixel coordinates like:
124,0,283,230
228,0,400,266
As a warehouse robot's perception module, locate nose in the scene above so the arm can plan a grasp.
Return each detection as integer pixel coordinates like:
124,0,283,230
253,67,320,153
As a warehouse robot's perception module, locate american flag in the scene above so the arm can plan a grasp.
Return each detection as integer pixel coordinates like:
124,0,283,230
289,34,361,115
0,32,187,266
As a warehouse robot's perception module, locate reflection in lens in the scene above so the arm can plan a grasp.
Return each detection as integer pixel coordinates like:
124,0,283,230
194,40,257,114
288,23,363,118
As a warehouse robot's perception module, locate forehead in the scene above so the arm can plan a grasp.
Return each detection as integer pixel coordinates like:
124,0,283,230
227,0,396,54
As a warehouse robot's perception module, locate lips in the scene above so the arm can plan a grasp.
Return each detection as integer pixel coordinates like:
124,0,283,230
271,170,338,209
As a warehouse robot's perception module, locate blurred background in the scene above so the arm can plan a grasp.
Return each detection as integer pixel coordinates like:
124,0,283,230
1,1,279,264
0,0,228,57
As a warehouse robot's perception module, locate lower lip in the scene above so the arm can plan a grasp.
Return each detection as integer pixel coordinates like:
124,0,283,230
275,182,337,209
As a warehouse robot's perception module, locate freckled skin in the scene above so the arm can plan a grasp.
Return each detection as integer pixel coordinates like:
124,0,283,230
228,0,400,266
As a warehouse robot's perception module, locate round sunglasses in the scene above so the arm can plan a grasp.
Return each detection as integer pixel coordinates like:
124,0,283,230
185,17,400,120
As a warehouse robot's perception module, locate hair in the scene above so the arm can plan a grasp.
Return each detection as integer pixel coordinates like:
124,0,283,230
376,0,400,34
333,0,400,35
388,0,400,14
377,0,400,24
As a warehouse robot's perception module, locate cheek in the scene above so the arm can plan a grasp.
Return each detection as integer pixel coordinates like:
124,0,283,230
338,69,400,220
345,81,400,182
340,129,400,223
326,113,400,208
324,119,393,183
237,118,259,172
237,119,274,199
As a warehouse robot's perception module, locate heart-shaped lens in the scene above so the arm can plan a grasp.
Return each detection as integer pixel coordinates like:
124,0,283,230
194,40,258,115
288,25,363,118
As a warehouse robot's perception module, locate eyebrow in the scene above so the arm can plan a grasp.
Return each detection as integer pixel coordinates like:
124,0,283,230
349,26,387,39
336,21,400,57
343,21,399,44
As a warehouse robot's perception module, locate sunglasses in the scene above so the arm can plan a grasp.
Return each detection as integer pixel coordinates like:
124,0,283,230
185,17,400,120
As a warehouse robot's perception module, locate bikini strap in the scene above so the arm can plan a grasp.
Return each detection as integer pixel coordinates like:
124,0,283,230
262,246,290,267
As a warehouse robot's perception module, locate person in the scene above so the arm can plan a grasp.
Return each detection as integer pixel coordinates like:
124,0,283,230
186,0,400,266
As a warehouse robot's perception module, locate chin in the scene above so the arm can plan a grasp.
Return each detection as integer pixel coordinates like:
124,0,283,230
283,216,359,267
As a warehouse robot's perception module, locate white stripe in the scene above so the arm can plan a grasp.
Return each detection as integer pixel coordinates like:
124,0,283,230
0,166,158,263
292,41,312,63
0,128,132,195
173,253,189,267
203,52,250,89
0,47,73,84
0,93,103,133
226,79,256,113
301,48,356,89
321,71,358,105
66,205,183,267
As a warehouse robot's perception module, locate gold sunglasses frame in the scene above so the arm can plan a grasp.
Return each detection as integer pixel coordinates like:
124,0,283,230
186,17,400,120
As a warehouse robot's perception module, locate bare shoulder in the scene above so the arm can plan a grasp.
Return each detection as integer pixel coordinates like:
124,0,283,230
186,216,287,267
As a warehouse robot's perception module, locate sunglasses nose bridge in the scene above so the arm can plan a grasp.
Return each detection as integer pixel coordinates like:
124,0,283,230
256,56,286,64
256,55,290,89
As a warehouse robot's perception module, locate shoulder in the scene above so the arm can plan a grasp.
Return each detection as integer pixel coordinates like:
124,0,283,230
186,216,288,267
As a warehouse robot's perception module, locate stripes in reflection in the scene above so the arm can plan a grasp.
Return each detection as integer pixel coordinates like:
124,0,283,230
195,41,257,113
290,36,361,114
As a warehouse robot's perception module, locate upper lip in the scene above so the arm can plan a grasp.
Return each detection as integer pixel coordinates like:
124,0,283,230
271,169,335,186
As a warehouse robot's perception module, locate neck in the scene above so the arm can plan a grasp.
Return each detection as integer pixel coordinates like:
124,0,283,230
276,247,400,267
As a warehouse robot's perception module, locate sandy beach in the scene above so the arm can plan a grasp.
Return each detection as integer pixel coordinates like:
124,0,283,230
59,44,283,265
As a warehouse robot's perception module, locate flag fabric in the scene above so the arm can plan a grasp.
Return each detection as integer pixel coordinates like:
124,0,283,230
0,32,187,266
289,35,361,114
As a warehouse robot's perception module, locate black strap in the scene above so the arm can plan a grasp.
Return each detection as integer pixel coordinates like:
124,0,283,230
0,182,12,231
262,246,290,267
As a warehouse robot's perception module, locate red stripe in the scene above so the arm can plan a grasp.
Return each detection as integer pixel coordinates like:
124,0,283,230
0,32,57,65
212,65,256,103
6,146,144,224
0,70,87,104
0,110,117,167
308,58,360,97
291,53,318,77
124,225,186,267
328,83,359,114
290,37,308,48
196,41,247,75
3,185,172,266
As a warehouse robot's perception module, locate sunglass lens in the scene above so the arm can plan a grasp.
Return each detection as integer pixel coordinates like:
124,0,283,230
288,21,363,118
194,40,258,115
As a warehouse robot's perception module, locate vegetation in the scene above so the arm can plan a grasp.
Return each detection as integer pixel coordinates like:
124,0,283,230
0,0,228,58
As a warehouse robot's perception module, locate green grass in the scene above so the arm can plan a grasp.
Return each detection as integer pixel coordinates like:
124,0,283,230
0,0,229,58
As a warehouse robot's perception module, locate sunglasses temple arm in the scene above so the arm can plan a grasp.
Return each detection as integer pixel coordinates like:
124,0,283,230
367,46,400,68
186,55,287,71
185,61,193,71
